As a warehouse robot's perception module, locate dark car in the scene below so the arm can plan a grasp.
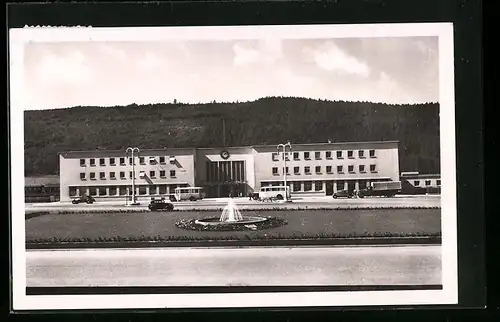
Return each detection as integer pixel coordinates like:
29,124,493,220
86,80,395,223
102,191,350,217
332,189,354,199
148,198,174,211
71,195,95,204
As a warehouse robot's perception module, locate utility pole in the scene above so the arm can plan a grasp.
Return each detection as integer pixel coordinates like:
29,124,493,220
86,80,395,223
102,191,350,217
277,142,292,202
126,147,140,205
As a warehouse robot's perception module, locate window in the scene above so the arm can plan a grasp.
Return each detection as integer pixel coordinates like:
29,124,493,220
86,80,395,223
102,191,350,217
359,165,365,173
120,171,126,179
369,149,376,158
347,151,354,158
272,167,279,175
414,180,420,186
130,171,134,179
159,156,166,164
304,166,311,174
90,158,96,166
80,173,86,180
118,186,127,195
304,181,312,191
370,164,377,172
80,159,86,166
326,166,332,173
358,150,365,158
149,185,157,195
110,172,116,179
294,166,300,174
337,165,343,173
98,188,106,196
315,166,321,173
149,157,156,165
129,157,133,165
336,151,343,159
304,152,310,160
437,180,441,186
120,157,126,165
159,185,167,194
69,187,78,197
90,172,96,180
425,180,431,186
293,182,301,192
89,187,97,196
170,170,176,177
348,165,354,173
139,186,147,195
100,158,105,166
110,158,116,166
109,186,117,196
283,167,290,174
272,153,280,161
100,172,106,179
315,151,321,160
160,170,166,178
150,171,156,178
326,151,332,159
139,157,145,165
314,181,323,191
293,152,300,160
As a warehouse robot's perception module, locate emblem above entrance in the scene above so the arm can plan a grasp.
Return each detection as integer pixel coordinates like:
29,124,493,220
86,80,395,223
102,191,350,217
220,150,230,160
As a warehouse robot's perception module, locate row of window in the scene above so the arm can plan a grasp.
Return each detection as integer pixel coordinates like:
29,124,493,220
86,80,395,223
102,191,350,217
261,180,367,192
272,164,377,175
80,170,176,181
69,184,188,197
414,179,441,186
272,149,376,162
80,156,177,167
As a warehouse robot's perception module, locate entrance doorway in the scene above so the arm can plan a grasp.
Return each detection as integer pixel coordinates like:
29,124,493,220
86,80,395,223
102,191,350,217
325,181,334,195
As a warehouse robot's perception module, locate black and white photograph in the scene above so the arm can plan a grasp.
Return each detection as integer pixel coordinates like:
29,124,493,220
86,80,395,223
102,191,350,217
10,22,457,310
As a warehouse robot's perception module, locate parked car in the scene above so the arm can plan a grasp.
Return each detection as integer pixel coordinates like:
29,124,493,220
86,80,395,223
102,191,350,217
71,195,95,204
332,189,354,199
148,198,174,211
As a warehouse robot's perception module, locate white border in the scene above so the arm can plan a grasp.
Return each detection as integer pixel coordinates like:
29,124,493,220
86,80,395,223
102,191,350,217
10,23,457,311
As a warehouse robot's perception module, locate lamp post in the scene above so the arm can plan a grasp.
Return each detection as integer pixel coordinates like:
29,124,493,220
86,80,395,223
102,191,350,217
277,142,292,202
126,147,140,205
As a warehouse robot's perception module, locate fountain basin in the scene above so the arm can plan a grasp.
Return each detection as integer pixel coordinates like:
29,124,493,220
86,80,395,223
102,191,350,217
195,216,268,226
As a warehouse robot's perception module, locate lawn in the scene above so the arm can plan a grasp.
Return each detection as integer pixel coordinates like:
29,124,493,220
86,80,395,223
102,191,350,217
25,209,441,242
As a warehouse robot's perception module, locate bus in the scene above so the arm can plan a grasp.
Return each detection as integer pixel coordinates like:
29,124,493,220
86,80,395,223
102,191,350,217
258,186,291,200
173,187,206,201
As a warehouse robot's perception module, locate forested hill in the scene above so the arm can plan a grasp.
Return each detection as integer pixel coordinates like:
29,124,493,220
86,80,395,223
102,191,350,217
24,97,440,176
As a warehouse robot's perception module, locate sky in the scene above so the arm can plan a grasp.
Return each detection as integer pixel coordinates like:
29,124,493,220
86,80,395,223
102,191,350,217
23,36,439,110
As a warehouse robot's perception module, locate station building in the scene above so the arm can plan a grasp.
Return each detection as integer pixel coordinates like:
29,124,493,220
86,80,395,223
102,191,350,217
58,140,400,202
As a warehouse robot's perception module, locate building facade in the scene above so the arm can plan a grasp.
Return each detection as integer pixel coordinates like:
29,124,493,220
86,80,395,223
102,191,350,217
400,172,441,194
58,141,400,201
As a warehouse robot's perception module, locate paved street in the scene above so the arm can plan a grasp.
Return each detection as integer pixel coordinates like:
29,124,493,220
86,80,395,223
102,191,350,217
26,195,440,213
26,245,441,287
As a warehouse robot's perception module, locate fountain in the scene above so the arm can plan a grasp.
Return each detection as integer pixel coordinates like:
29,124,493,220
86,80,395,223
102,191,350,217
219,198,244,222
194,199,267,227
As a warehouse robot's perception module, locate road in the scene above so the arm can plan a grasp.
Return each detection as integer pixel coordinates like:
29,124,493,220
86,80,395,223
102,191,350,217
26,195,441,212
26,245,441,287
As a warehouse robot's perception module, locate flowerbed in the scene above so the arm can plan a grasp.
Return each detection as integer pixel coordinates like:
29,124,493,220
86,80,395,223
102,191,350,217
175,216,287,232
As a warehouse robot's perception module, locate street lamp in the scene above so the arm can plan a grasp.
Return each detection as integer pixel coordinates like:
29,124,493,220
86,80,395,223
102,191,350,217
277,142,292,203
126,147,140,205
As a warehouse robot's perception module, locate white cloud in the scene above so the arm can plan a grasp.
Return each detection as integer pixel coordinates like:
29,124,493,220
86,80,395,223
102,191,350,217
138,52,165,70
99,44,127,61
302,41,370,77
232,39,283,66
36,50,91,84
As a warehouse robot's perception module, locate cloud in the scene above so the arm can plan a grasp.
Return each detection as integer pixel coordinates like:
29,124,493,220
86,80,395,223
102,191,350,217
99,44,127,61
232,39,283,66
36,50,91,84
302,41,370,77
138,52,166,70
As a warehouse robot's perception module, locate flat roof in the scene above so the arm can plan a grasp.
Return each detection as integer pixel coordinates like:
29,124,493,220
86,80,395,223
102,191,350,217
59,140,399,155
400,173,441,179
